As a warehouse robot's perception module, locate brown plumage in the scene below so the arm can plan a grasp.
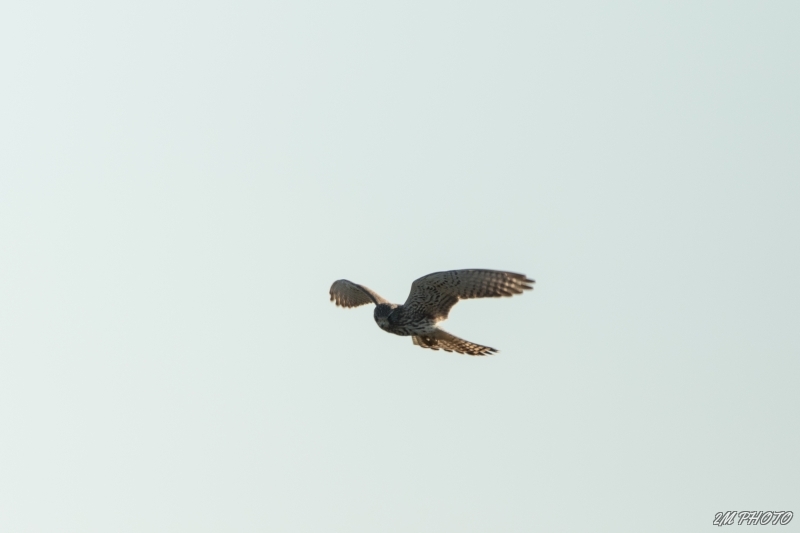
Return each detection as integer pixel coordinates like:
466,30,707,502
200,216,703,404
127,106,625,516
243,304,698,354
329,269,534,356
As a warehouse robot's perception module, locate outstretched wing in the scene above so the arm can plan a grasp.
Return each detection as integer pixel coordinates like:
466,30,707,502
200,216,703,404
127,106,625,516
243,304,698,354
412,329,497,356
329,279,389,308
404,269,534,320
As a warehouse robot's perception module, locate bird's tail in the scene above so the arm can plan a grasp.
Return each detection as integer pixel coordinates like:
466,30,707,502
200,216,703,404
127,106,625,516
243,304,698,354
412,329,497,356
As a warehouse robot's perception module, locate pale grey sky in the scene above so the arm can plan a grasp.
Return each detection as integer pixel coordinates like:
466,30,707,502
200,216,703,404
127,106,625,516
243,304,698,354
1,1,798,532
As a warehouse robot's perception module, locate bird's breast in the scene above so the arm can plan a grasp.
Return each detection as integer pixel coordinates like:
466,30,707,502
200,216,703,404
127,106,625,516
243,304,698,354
375,316,437,337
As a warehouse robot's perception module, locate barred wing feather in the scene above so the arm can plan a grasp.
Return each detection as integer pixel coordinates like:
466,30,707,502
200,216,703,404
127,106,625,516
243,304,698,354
329,279,388,308
404,269,534,320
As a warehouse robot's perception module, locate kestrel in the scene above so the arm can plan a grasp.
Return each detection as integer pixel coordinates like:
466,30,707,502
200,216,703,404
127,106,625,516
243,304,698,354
329,269,534,356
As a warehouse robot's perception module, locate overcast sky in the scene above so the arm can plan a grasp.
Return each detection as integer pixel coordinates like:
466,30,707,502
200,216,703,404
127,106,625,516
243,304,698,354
1,1,798,532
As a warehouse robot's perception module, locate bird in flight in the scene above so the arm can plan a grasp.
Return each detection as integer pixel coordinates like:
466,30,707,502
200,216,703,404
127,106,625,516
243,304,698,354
329,269,534,356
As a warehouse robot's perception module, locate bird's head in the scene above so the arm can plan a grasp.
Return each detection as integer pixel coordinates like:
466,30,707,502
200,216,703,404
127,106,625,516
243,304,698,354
373,303,398,331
